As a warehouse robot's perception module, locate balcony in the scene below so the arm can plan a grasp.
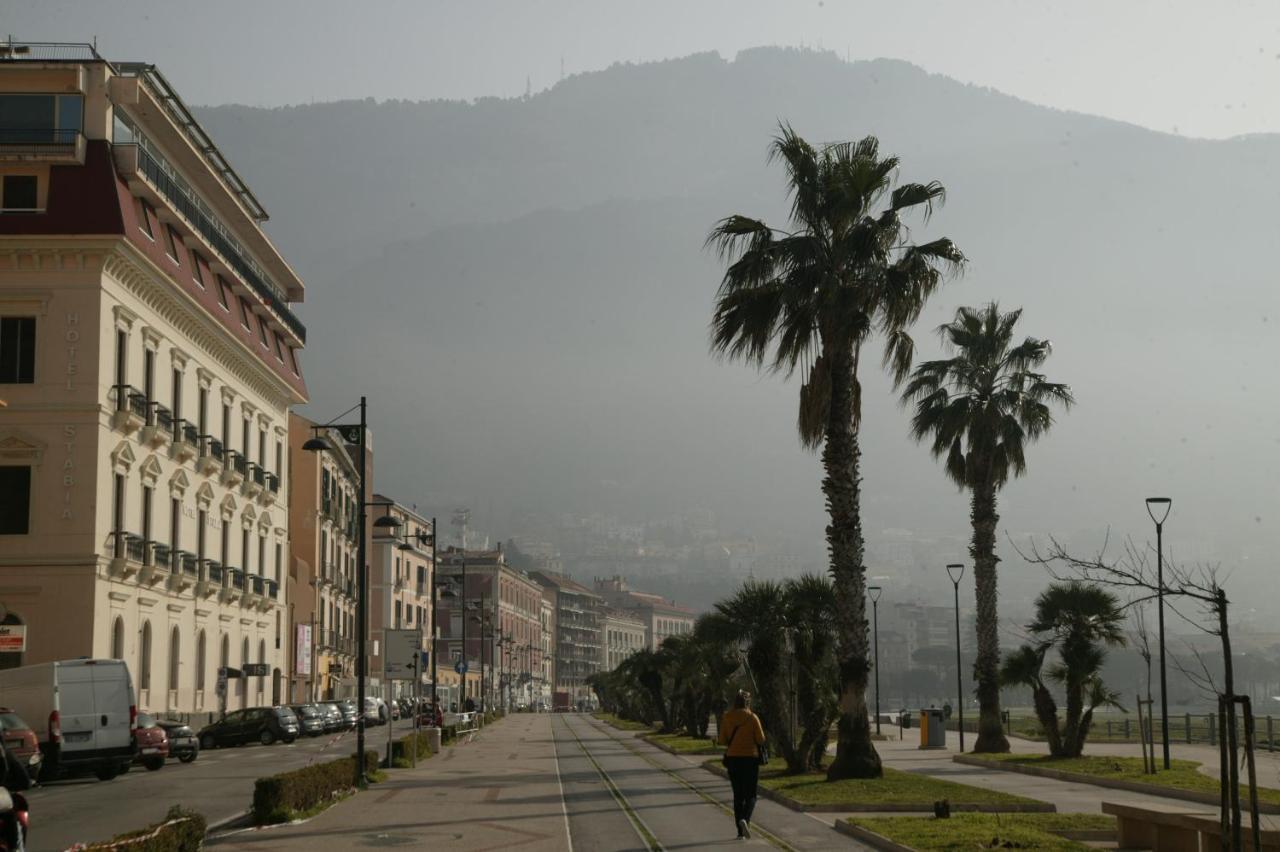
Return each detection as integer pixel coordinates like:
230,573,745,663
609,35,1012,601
168,551,197,592
112,141,306,344
261,472,279,505
220,567,244,604
0,128,85,165
171,420,199,463
141,543,172,585
197,559,222,598
107,531,147,579
141,403,173,449
242,574,264,608
241,462,264,498
111,385,148,433
197,436,223,476
221,450,246,487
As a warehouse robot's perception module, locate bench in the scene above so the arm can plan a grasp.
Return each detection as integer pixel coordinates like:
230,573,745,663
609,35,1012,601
1102,801,1280,851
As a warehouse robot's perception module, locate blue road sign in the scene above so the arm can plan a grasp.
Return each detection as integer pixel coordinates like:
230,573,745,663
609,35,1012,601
454,660,468,675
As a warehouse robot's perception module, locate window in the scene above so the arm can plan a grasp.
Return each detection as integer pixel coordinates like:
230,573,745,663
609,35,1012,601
1,176,38,212
0,467,30,535
258,429,267,471
197,509,207,560
221,402,230,447
170,497,181,556
163,225,180,262
287,347,300,376
111,617,125,660
258,534,266,577
242,529,251,573
196,631,207,691
138,199,155,239
168,627,180,694
216,276,230,310
238,297,252,329
0,317,35,384
139,621,153,691
190,251,205,288
242,419,251,464
0,93,82,142
257,315,269,347
273,333,285,363
171,368,182,421
143,348,155,403
198,387,208,436
274,542,281,583
111,473,124,547
141,484,153,545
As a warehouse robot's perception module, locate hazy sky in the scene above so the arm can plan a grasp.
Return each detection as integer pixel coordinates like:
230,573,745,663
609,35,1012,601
9,0,1280,139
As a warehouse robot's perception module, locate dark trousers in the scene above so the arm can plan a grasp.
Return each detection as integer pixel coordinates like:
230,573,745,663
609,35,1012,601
724,756,759,823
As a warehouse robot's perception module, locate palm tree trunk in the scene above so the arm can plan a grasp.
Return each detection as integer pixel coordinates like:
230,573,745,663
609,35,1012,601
823,345,882,780
970,482,1010,753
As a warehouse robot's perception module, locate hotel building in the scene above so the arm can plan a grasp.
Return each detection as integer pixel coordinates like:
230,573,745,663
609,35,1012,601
368,496,434,701
0,43,307,717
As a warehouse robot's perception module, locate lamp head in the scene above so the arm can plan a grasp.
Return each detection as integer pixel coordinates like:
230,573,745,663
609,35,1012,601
946,563,965,584
868,585,882,603
373,514,402,530
301,436,328,452
1146,497,1172,525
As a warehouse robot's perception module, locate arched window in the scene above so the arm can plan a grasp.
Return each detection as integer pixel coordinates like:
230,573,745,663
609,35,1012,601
219,633,229,669
196,631,207,691
241,637,249,664
168,626,180,694
257,639,266,698
111,616,125,660
0,613,24,671
139,621,152,691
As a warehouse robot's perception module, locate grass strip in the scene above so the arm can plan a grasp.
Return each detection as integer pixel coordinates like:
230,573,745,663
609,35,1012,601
745,763,1043,808
592,712,655,732
846,813,1113,851
644,732,723,754
973,754,1280,806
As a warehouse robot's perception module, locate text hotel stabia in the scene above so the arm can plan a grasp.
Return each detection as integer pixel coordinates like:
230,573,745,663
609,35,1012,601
0,44,307,717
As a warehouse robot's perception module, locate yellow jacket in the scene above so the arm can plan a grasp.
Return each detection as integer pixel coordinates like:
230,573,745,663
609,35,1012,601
719,708,765,757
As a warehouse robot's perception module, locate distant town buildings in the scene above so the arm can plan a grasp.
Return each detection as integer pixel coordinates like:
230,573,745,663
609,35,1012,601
593,576,696,650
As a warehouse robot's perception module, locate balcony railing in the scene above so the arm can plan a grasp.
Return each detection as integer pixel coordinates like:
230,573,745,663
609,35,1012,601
112,384,149,418
152,403,173,432
129,143,306,343
265,472,280,493
250,575,265,596
0,128,84,161
204,436,224,460
178,551,198,576
113,531,148,563
151,543,173,571
264,578,279,599
205,560,223,585
177,420,199,446
229,568,245,590
226,450,247,475
250,464,265,486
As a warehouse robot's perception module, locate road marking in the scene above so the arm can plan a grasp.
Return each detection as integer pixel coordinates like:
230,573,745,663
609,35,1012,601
551,717,576,852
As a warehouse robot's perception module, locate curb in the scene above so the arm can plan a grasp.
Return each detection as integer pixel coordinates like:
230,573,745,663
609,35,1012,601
953,755,1280,815
833,820,916,852
702,761,1054,814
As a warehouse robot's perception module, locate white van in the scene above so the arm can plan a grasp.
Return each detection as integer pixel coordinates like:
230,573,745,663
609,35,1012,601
0,659,135,780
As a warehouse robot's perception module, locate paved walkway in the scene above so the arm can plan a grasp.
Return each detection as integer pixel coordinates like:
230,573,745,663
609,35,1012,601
210,714,869,851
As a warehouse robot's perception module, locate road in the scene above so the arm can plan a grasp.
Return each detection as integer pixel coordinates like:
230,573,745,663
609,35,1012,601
28,718,422,852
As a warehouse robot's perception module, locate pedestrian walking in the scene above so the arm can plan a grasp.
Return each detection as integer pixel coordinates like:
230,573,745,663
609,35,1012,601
719,690,766,840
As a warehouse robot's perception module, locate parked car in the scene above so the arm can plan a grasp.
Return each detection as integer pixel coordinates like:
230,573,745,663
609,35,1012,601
156,720,198,763
331,700,357,728
0,709,42,779
198,707,299,749
316,702,343,732
288,704,326,737
131,713,169,771
0,659,134,781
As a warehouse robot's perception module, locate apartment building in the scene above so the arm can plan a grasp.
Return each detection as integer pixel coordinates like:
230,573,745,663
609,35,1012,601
603,608,646,670
286,413,362,702
593,576,697,650
0,44,306,716
369,497,434,700
532,571,603,704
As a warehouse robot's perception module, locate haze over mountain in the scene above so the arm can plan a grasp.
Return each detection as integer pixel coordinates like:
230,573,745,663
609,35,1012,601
196,47,1280,619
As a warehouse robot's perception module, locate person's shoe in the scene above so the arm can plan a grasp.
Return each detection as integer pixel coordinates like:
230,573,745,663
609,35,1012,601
736,819,748,838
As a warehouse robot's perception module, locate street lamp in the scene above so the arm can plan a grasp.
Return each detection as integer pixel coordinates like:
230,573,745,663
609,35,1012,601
302,397,402,787
945,563,965,754
868,585,883,736
1146,496,1173,770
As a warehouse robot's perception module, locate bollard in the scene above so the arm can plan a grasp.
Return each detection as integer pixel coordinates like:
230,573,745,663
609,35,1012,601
1208,712,1216,745
1124,718,1130,739
1185,712,1191,744
1269,716,1274,753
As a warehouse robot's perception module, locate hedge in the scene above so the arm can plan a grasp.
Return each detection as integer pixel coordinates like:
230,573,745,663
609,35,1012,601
81,805,206,851
391,730,434,766
253,751,379,824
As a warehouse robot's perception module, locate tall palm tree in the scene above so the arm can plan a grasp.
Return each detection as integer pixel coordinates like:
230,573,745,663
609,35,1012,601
709,126,964,779
902,303,1074,753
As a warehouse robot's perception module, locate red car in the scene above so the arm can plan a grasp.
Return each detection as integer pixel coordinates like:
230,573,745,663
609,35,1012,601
132,713,169,771
0,709,41,780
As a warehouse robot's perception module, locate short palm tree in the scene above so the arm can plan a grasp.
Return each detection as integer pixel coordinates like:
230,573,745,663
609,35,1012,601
902,303,1073,753
1000,581,1126,757
709,126,965,778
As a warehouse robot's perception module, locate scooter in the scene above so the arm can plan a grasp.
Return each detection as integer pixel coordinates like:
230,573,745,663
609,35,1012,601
0,787,29,852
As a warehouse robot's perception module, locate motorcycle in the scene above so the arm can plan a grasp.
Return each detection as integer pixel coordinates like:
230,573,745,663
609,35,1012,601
0,787,28,852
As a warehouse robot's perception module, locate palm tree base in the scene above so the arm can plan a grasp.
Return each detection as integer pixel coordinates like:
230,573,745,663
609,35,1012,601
825,740,883,780
972,730,1011,753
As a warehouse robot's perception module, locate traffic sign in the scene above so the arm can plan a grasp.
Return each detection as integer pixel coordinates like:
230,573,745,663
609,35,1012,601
242,663,269,677
454,660,468,675
383,629,422,680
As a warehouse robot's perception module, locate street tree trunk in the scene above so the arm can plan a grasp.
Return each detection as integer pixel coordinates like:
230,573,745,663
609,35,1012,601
823,345,882,780
970,481,1010,753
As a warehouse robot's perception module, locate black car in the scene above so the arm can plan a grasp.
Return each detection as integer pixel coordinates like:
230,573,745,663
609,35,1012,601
157,720,199,763
289,704,326,737
334,700,359,728
198,706,300,748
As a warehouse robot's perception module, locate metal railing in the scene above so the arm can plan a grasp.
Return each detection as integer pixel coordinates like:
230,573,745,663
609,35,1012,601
179,551,198,576
113,384,149,419
265,472,280,493
249,464,265,486
0,42,104,62
113,531,148,563
250,575,265,596
203,436,224,460
151,543,172,571
204,560,223,585
229,568,245,590
226,450,247,475
177,420,199,446
0,128,83,159
129,143,306,343
152,403,173,432
264,578,279,598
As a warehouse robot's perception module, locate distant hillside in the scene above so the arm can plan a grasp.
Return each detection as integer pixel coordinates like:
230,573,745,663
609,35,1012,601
196,47,1280,608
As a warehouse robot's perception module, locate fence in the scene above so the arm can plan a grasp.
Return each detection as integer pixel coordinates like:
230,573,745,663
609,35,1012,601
945,712,1278,750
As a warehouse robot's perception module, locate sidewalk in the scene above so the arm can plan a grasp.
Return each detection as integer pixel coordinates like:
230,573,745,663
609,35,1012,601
209,715,570,851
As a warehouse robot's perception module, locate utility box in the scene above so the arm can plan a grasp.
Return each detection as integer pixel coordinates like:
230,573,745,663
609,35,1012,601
919,707,947,749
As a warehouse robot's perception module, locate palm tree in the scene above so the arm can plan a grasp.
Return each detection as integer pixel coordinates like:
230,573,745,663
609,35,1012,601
708,126,965,779
999,581,1126,757
901,303,1074,753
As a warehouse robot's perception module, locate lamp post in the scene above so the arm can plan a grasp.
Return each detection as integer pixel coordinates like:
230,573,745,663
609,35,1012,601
1146,497,1173,770
945,563,965,754
302,397,401,787
868,585,883,737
